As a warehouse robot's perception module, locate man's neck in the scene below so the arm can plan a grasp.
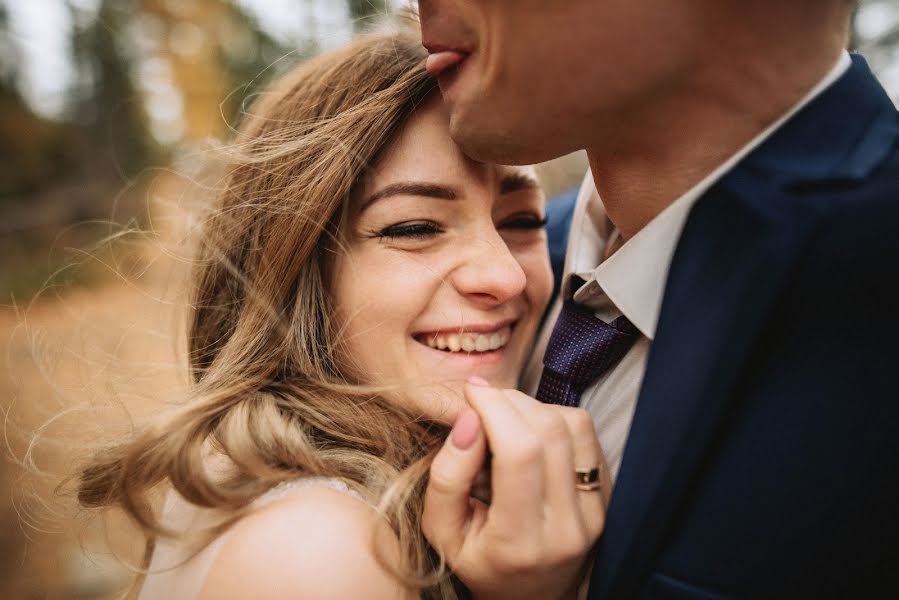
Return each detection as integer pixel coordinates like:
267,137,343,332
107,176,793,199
587,15,848,241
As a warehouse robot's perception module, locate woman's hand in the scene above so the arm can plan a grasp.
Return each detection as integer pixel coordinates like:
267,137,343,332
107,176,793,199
422,379,608,600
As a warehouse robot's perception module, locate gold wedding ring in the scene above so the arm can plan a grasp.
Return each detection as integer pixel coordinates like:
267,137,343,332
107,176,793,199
575,466,602,491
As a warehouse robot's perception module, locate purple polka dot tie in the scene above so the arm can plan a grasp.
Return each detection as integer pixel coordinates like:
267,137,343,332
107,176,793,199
536,299,640,407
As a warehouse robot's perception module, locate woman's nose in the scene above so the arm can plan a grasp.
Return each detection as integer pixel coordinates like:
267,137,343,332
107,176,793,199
450,232,527,306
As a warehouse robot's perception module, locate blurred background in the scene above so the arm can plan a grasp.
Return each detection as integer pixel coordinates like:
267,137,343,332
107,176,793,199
0,1,897,598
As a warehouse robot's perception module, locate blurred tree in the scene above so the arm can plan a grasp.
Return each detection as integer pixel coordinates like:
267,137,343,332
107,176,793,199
217,2,293,129
0,0,154,207
0,1,18,87
0,0,158,301
139,0,296,142
0,1,66,200
70,0,156,176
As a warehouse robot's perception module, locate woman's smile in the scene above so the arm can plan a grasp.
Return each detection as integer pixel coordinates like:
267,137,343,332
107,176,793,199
410,320,517,373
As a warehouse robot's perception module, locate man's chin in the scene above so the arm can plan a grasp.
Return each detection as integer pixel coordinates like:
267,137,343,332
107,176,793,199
449,111,578,165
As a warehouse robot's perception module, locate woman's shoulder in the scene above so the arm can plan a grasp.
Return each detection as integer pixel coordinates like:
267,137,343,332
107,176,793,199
197,479,408,600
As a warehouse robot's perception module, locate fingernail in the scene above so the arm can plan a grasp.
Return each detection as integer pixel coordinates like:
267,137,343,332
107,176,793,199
451,407,480,450
467,375,490,387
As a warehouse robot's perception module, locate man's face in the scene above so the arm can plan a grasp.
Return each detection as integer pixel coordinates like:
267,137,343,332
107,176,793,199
419,0,703,164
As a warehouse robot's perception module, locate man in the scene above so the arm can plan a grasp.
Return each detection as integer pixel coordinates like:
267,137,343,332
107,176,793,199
419,0,898,597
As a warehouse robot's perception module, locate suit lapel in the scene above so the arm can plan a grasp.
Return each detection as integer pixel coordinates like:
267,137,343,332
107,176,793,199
590,54,898,598
591,170,816,598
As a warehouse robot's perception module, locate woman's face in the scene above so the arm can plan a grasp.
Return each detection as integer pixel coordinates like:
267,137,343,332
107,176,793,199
330,98,553,424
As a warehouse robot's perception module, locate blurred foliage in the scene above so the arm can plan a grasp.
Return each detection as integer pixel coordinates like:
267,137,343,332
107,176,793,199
71,0,156,178
0,5,69,200
0,0,380,300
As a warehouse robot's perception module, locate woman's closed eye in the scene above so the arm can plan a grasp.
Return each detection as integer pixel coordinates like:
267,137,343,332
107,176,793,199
498,212,548,231
373,220,444,240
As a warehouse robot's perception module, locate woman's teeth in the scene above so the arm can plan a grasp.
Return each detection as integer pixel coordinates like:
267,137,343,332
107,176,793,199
422,327,512,353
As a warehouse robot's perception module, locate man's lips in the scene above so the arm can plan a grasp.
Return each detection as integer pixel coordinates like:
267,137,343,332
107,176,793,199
425,50,468,76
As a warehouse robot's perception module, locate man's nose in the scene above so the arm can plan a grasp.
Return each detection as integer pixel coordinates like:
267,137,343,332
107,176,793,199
450,231,527,306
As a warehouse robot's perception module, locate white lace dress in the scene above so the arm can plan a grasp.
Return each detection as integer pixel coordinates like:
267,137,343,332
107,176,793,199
138,478,363,600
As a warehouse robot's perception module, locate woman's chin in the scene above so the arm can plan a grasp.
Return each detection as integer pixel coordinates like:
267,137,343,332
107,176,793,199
410,337,522,387
403,373,520,426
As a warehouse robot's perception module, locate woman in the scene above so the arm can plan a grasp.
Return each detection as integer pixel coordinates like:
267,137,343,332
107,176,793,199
78,28,605,599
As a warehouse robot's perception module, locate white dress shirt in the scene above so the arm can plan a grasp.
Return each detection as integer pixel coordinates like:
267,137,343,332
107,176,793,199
522,51,852,485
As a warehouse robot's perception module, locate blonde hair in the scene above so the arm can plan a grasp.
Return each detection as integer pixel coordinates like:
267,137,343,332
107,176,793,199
76,30,462,598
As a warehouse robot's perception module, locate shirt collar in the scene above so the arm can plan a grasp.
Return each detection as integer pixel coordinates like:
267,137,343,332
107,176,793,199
583,51,852,340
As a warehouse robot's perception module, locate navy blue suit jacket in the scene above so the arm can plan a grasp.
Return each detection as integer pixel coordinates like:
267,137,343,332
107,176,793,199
544,55,899,598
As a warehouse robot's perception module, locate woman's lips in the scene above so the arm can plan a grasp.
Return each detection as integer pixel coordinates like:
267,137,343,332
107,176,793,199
425,50,468,76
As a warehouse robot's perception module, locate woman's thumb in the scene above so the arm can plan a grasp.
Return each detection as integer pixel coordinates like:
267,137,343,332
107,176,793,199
422,404,487,557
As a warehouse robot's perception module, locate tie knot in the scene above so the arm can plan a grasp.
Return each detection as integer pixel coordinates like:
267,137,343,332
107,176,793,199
542,300,639,385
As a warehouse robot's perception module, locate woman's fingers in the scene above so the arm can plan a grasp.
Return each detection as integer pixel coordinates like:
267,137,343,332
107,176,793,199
494,392,606,585
422,406,487,559
557,406,607,538
498,390,582,527
463,382,546,532
426,383,607,599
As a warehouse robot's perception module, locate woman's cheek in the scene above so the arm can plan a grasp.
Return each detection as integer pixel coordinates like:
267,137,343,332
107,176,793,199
516,244,554,308
365,252,447,318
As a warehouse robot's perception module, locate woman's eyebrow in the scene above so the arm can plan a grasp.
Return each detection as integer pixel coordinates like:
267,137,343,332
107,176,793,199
500,172,541,194
360,182,458,212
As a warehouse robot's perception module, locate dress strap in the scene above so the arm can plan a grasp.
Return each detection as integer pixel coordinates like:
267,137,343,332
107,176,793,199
254,477,367,508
